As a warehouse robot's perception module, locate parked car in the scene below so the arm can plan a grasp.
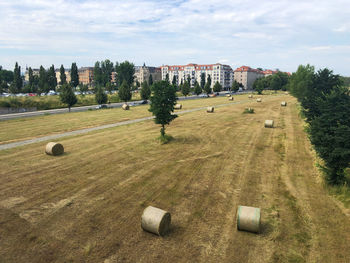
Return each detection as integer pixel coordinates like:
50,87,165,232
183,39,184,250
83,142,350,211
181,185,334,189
95,104,108,109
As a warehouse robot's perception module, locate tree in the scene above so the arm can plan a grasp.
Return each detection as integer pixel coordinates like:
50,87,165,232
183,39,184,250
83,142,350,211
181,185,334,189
118,80,131,102
101,59,114,86
194,81,202,95
270,74,282,92
213,81,222,93
207,74,212,88
12,62,22,93
93,61,103,86
79,84,89,95
38,66,48,94
148,74,153,86
140,81,151,101
200,73,206,90
253,78,266,94
59,65,67,85
0,81,7,94
115,61,135,87
47,65,57,91
309,87,350,184
172,75,177,87
231,80,240,93
204,82,211,95
187,75,191,87
287,64,315,101
28,67,34,91
95,86,108,105
70,62,79,88
165,73,169,82
105,82,113,94
59,84,77,112
149,80,178,138
181,81,190,96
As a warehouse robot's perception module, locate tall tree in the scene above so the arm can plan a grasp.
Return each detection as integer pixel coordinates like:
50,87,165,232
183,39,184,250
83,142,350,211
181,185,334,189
93,61,103,86
59,64,67,85
115,61,135,87
207,74,212,88
70,62,79,88
231,80,240,93
101,59,114,86
213,81,222,93
28,67,34,91
200,73,206,90
149,80,178,138
181,80,190,96
172,75,177,86
148,74,153,86
204,82,211,95
140,81,151,101
38,65,48,94
253,78,266,94
47,65,57,91
194,81,202,95
12,62,22,93
59,84,77,112
118,80,132,102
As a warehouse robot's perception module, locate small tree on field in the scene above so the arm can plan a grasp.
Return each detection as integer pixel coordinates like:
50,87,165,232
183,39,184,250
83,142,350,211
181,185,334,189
213,81,222,93
59,84,77,112
140,81,151,101
118,80,131,102
194,82,202,95
181,81,190,96
95,86,108,105
149,80,178,140
231,80,240,93
204,82,211,95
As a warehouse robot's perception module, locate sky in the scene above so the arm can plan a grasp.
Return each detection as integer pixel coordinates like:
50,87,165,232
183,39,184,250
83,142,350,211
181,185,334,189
0,0,350,75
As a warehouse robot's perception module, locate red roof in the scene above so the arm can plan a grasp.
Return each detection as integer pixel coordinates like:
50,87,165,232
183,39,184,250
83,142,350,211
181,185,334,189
234,66,262,73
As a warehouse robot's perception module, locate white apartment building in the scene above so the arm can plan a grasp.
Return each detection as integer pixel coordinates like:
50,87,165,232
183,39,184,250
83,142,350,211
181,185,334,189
233,66,264,90
160,63,234,90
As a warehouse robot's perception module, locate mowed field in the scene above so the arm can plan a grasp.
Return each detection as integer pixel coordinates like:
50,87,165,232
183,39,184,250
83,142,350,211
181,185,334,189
1,94,350,262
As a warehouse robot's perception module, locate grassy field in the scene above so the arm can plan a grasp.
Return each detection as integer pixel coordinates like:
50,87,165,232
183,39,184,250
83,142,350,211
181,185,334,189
0,93,350,262
0,93,252,144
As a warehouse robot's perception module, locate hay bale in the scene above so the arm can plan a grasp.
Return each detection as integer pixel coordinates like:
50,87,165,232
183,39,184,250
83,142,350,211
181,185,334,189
174,104,182,110
122,103,129,110
248,95,253,98
264,120,274,128
207,106,214,113
45,142,64,156
226,94,231,97
284,92,289,95
243,107,254,114
237,205,261,233
281,101,287,106
141,206,171,236
256,98,262,102
229,96,234,101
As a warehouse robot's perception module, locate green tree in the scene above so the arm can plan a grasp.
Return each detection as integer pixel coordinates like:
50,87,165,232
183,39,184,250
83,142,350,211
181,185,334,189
47,65,57,91
213,81,222,93
118,80,131,102
194,81,202,95
165,73,169,82
59,65,67,85
204,82,211,95
38,66,48,94
207,74,212,87
149,80,178,138
105,82,113,94
140,81,151,101
231,80,240,93
287,64,315,101
101,59,114,86
270,74,282,92
59,84,77,112
79,83,89,95
95,86,108,105
253,78,266,94
181,81,190,96
172,75,177,86
28,67,34,91
115,61,135,87
12,62,22,93
93,61,103,86
309,87,350,184
70,62,79,88
200,73,206,90
187,75,191,87
148,74,153,86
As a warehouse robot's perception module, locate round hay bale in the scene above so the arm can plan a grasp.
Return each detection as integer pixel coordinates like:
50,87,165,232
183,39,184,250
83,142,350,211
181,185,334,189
248,94,253,98
45,142,64,156
284,91,289,95
229,96,234,101
281,101,287,106
237,205,261,233
122,103,129,110
264,119,274,128
174,104,182,110
256,98,262,102
141,206,171,236
226,94,231,97
207,106,214,113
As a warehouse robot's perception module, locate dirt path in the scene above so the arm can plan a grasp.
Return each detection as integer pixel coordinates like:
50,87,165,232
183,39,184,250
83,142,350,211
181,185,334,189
0,95,349,262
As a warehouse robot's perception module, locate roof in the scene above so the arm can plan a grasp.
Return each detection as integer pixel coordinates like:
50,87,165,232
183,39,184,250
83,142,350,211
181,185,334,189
234,66,263,74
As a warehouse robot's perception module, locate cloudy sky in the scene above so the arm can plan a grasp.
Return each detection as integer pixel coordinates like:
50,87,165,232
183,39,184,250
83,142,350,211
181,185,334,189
0,0,349,75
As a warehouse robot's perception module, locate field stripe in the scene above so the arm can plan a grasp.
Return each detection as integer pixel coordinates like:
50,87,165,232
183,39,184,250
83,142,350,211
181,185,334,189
0,99,258,151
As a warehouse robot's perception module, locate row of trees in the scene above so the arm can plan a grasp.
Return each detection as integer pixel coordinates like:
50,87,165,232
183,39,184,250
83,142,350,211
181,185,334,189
253,71,290,94
288,65,350,185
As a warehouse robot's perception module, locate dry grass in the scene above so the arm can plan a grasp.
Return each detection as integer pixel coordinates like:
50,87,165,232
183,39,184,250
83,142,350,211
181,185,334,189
0,93,349,262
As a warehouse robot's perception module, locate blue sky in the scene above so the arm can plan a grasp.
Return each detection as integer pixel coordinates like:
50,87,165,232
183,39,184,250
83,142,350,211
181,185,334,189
0,0,350,75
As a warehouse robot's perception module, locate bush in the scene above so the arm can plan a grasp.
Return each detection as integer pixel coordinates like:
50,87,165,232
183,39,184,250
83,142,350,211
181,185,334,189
243,108,255,114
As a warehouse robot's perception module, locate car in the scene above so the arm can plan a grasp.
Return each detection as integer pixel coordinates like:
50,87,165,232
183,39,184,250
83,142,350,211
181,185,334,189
95,104,108,109
198,94,208,98
141,100,148,104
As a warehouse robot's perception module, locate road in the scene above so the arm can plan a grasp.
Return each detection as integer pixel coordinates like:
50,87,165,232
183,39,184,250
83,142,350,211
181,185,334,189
0,92,247,120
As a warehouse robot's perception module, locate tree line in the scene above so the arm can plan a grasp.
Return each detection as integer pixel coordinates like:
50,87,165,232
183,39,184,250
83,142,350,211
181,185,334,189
253,71,290,94
288,65,350,185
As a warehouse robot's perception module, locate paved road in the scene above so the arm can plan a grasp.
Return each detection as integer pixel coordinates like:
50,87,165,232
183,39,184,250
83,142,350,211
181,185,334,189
0,100,249,151
0,92,249,121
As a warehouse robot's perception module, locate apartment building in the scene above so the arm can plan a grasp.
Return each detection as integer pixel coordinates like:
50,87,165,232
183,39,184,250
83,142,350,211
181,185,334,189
78,67,93,86
233,66,264,90
160,63,234,90
134,64,161,84
262,69,278,76
55,69,71,84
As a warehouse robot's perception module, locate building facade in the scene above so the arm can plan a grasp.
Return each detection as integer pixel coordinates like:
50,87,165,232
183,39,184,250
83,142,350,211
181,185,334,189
160,63,234,90
233,66,264,90
78,67,94,86
134,64,161,85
